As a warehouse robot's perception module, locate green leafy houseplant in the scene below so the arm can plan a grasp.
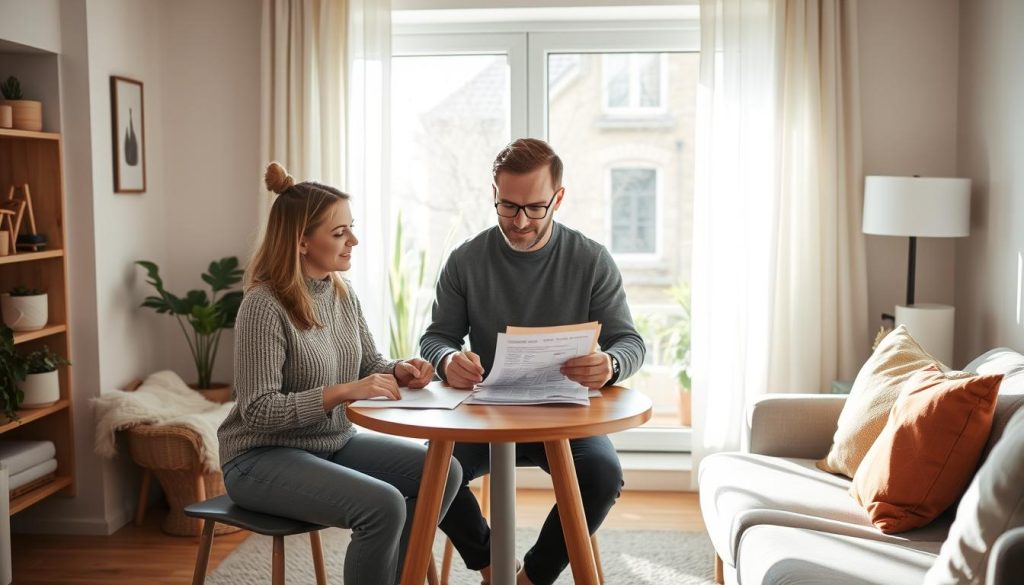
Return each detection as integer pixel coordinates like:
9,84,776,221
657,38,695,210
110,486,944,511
23,346,70,374
136,257,244,389
653,281,692,392
0,325,26,420
9,286,44,297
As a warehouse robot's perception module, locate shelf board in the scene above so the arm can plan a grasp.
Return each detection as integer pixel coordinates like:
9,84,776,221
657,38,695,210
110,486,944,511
0,399,69,434
0,128,61,141
12,324,66,345
0,249,63,265
10,475,72,515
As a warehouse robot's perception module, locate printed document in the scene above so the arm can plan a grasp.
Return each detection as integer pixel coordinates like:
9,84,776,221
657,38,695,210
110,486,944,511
348,381,472,409
466,322,601,406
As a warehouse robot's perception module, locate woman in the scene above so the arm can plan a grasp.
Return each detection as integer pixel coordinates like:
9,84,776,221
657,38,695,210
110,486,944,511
217,162,461,585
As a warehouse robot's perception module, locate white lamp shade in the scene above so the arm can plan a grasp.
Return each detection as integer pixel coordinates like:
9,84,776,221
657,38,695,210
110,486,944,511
862,176,971,237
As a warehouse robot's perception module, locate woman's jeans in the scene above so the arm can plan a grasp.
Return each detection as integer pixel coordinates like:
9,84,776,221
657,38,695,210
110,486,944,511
222,433,462,585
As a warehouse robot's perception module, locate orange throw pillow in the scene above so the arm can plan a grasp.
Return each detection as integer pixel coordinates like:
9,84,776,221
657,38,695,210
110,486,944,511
850,365,1002,534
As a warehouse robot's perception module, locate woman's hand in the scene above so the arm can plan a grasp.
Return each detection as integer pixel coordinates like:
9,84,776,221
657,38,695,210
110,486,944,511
393,358,434,389
324,374,400,410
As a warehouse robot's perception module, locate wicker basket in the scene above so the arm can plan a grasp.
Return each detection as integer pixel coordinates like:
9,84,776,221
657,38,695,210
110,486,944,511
126,424,240,536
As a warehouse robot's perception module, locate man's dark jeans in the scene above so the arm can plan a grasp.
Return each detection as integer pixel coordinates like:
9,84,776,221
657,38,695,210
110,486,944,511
438,435,623,585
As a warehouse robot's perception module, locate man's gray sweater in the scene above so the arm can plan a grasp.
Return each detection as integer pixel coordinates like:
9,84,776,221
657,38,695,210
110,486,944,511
218,278,398,466
420,222,645,383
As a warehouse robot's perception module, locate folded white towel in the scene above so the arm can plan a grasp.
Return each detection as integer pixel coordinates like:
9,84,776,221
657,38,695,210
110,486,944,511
0,441,55,476
8,458,57,490
92,370,233,472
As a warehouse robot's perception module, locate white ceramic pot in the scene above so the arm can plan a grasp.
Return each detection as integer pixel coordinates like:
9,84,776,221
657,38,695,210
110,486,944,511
1,292,48,331
18,370,60,408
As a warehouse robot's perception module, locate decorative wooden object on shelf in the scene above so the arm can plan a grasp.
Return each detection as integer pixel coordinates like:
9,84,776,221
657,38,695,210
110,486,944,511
7,184,44,252
0,126,75,517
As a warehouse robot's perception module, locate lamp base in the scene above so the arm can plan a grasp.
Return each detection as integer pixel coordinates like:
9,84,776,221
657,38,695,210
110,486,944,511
895,304,955,366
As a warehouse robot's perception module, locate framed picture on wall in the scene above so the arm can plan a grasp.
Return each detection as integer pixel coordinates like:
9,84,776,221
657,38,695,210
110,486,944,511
110,75,146,193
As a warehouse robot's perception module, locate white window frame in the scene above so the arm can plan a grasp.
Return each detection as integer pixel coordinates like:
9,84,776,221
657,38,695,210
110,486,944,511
606,164,662,261
393,16,698,454
601,53,669,116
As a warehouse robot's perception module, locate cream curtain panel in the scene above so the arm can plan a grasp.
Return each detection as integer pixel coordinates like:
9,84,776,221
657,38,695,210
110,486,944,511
691,0,868,477
260,0,391,342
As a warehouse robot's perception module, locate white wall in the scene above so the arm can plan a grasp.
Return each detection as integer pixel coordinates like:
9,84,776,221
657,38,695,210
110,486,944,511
10,0,261,534
955,0,1024,361
857,0,962,361
0,0,62,54
157,0,262,386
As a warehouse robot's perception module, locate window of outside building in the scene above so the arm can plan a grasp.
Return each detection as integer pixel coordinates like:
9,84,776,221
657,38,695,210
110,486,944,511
610,167,658,255
603,53,667,115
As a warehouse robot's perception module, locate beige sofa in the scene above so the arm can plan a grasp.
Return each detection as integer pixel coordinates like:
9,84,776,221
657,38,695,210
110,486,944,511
699,348,1024,585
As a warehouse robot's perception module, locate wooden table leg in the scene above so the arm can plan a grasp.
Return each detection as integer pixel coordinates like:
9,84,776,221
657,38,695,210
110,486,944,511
399,440,454,585
544,439,599,585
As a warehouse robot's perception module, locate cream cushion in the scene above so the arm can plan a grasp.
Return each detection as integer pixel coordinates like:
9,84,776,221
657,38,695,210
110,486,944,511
818,325,942,477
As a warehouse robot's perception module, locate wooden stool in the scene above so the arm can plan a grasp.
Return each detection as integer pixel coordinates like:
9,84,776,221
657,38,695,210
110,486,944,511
439,475,604,585
184,495,328,585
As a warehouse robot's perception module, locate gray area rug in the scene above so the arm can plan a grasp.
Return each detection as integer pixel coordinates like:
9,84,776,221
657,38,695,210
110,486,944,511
206,528,716,584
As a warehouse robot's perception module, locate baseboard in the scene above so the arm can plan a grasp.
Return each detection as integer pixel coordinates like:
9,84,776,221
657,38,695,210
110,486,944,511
12,500,134,536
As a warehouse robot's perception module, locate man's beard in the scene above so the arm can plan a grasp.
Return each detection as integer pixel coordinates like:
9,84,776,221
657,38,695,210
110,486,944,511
499,218,552,251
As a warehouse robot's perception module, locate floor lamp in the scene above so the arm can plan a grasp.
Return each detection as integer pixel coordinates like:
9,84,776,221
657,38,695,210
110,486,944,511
862,175,971,365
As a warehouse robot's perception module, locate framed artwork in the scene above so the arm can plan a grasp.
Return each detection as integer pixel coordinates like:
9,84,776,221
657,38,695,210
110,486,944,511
110,75,146,193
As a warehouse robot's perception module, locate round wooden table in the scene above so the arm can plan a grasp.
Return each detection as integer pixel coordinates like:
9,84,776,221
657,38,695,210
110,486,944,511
348,385,652,585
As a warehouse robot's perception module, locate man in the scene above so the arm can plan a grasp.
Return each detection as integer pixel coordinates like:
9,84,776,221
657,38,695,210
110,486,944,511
421,138,646,585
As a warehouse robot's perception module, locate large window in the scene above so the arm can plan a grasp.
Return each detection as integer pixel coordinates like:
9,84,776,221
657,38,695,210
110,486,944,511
392,10,699,450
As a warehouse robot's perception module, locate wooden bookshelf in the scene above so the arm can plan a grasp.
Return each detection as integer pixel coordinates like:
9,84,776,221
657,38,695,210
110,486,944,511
0,128,76,511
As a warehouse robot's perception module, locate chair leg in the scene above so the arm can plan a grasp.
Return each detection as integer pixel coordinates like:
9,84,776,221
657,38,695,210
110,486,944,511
310,531,327,585
426,554,440,585
591,534,604,585
134,469,151,526
481,474,491,519
714,552,724,584
191,519,216,585
440,539,454,585
195,472,207,502
272,535,285,585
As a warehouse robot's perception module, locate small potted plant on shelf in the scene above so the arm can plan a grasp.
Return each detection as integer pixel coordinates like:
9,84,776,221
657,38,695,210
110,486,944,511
1,286,48,332
19,346,69,409
0,76,43,132
0,325,26,421
136,257,243,402
653,282,692,426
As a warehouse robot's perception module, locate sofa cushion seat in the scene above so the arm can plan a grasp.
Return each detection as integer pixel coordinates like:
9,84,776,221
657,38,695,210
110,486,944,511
738,525,939,585
699,452,952,566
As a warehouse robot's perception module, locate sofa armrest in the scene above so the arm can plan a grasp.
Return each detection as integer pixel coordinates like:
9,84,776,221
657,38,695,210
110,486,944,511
746,394,847,458
988,527,1024,585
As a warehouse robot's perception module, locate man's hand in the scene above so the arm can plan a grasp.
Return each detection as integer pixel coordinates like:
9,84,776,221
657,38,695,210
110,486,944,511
444,351,485,389
561,351,613,390
394,359,434,389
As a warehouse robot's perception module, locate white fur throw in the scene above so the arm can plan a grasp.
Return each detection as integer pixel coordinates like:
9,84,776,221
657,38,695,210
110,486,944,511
93,370,233,472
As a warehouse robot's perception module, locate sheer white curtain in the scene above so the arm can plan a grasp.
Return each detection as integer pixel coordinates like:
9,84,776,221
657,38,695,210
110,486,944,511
260,0,347,220
260,0,391,343
691,0,867,480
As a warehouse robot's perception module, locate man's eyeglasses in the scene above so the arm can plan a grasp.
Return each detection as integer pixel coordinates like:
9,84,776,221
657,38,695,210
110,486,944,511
494,188,562,220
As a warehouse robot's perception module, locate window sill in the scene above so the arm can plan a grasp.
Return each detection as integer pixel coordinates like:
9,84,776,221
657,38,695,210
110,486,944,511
595,113,675,130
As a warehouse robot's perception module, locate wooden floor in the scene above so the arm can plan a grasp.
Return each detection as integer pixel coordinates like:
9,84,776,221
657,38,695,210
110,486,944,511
11,489,703,585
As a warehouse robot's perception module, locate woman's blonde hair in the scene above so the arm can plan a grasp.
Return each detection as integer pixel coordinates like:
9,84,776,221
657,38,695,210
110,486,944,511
247,161,349,329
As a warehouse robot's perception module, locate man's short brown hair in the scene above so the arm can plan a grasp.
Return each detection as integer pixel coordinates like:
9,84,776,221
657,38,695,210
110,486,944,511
492,138,563,188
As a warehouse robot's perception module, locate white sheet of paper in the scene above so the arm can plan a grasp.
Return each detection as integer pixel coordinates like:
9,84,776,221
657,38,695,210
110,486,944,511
347,381,472,409
472,324,600,405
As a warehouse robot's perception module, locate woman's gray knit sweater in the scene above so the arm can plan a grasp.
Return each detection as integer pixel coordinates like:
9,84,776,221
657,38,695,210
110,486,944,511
217,277,398,466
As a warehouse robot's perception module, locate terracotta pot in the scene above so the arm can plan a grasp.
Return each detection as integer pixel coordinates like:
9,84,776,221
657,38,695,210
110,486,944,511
0,100,42,132
678,390,692,427
189,382,232,403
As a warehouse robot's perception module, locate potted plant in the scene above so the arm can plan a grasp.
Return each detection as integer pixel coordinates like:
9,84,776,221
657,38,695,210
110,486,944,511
136,257,243,402
0,76,43,132
19,346,69,409
0,325,26,421
653,282,692,426
1,286,48,332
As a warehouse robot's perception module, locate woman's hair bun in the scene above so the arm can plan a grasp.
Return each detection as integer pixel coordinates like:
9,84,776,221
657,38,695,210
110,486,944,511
264,162,295,194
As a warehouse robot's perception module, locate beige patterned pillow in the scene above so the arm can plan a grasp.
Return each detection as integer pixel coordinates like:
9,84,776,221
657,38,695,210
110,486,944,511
817,325,945,477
